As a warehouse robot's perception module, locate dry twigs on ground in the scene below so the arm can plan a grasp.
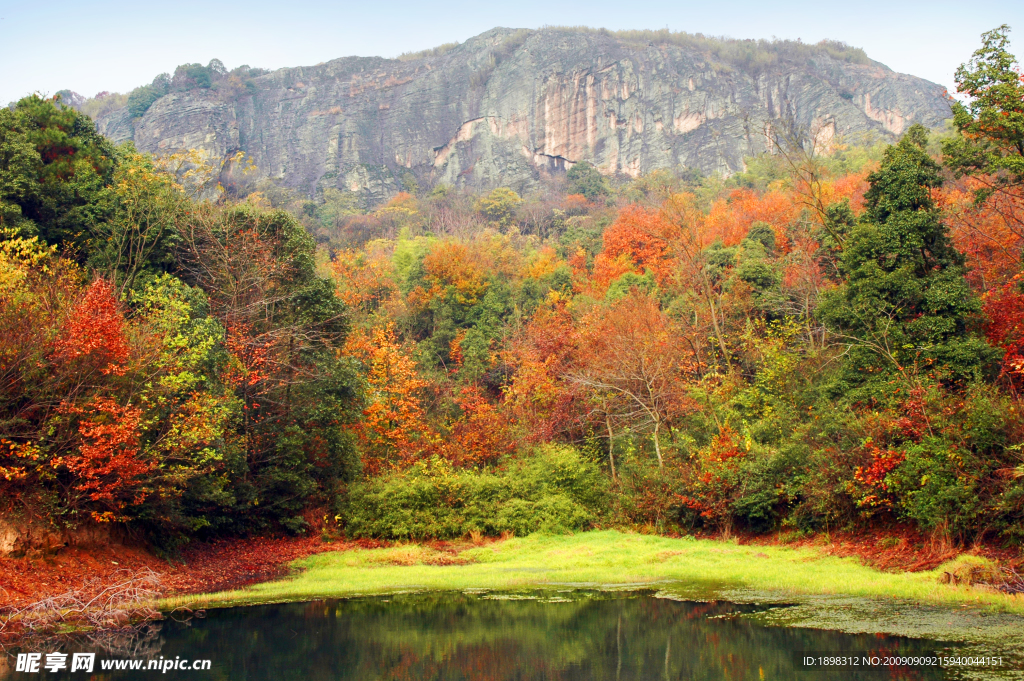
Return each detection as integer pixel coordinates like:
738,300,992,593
0,567,162,637
999,566,1024,594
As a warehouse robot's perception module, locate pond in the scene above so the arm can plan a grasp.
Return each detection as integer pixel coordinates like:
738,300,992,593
0,590,980,680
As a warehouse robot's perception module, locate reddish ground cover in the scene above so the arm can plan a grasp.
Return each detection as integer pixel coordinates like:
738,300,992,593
0,535,384,611
745,527,1023,572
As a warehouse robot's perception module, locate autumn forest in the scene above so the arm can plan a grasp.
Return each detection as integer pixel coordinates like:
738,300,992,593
3,26,1024,556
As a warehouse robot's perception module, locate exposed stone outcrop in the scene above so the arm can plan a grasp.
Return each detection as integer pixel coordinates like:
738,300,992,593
0,516,123,558
96,28,952,205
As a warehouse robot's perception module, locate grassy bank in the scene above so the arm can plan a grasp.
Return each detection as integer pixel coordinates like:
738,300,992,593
163,530,1024,613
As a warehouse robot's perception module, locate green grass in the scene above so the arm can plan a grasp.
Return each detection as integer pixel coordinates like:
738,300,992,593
162,530,1024,614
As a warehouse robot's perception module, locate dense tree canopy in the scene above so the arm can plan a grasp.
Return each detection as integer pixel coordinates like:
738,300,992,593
4,28,1024,549
0,96,116,249
0,96,360,545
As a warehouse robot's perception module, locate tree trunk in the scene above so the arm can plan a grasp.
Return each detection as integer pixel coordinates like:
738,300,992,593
699,269,731,372
653,420,664,469
605,414,617,483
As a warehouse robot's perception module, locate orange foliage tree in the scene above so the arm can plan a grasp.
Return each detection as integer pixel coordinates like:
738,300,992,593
704,188,799,250
53,278,130,377
942,178,1024,290
410,241,490,310
54,397,152,521
592,204,677,290
504,302,586,443
567,292,700,468
330,245,398,314
346,323,431,471
437,386,515,468
982,278,1024,390
45,278,157,520
659,192,736,367
676,424,747,533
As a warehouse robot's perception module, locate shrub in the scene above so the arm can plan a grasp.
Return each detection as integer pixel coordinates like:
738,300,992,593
887,386,1024,542
612,460,685,531
342,446,608,539
126,73,171,118
729,447,795,532
566,161,610,200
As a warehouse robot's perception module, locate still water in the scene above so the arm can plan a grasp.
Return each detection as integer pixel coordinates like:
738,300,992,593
3,590,957,680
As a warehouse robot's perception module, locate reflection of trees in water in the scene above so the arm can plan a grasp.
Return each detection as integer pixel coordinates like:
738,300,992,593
38,593,947,681
0,622,164,680
87,623,164,658
1,622,162,659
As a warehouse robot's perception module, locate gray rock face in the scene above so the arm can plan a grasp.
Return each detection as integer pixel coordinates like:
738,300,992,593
97,28,952,205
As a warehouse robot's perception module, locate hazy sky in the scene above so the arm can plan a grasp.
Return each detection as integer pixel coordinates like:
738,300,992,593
2,0,1021,105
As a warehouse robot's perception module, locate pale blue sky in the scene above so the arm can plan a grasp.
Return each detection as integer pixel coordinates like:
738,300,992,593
1,0,1021,105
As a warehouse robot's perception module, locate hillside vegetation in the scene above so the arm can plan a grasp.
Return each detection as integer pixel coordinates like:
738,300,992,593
1,27,1023,554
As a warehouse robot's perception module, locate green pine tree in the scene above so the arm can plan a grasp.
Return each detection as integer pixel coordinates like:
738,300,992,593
818,124,998,397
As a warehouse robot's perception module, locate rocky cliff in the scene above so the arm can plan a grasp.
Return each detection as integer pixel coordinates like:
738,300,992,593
96,27,952,205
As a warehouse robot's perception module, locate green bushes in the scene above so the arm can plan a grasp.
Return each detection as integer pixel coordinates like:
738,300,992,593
126,74,171,118
884,386,1024,542
566,161,610,200
123,60,269,118
342,446,608,539
127,83,167,118
670,377,1024,542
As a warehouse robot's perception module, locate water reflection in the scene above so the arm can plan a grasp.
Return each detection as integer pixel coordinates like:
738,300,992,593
3,591,952,680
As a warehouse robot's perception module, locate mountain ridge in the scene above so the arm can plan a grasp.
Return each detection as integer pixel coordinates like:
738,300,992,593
92,27,952,205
